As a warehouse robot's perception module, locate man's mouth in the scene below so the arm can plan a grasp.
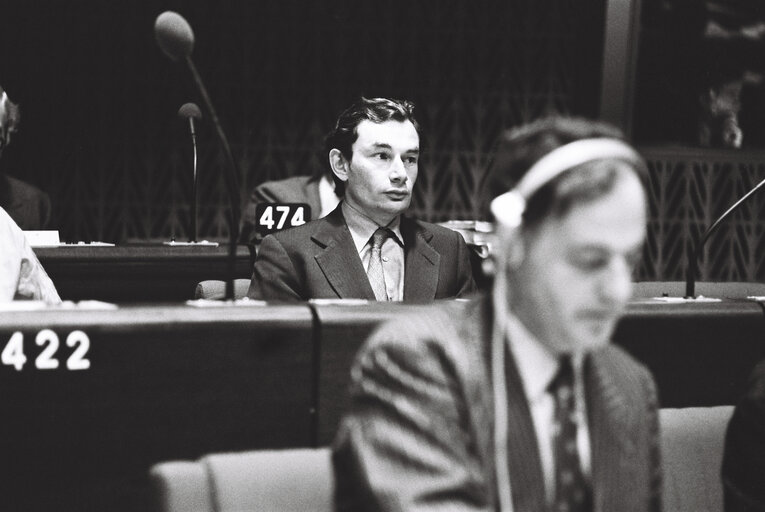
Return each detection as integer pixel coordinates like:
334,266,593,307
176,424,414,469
385,190,409,200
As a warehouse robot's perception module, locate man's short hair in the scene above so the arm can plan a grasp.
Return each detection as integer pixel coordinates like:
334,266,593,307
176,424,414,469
324,97,422,195
484,116,648,228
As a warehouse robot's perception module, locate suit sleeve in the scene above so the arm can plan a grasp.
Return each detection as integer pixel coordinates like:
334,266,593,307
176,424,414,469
644,369,662,512
247,234,303,301
333,321,491,512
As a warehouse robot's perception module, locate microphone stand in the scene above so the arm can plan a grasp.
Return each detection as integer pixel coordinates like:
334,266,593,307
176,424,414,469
190,116,198,243
685,176,765,297
184,56,241,301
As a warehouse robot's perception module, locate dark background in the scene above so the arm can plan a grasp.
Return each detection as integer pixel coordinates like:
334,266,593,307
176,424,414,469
0,0,605,242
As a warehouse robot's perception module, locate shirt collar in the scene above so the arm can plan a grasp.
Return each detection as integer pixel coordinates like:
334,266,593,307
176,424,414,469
341,200,403,253
505,312,586,404
505,312,559,404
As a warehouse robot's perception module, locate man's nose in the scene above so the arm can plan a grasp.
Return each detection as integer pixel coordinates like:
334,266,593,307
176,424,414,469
389,156,407,182
599,258,633,304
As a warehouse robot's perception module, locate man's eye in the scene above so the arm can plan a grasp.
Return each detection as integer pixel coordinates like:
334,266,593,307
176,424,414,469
375,153,390,160
571,256,608,271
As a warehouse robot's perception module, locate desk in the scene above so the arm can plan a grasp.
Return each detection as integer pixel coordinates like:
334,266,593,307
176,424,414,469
36,245,254,302
2,298,765,511
0,304,313,512
313,298,765,444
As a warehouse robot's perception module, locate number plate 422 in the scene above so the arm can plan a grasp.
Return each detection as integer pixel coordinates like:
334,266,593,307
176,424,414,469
2,330,91,371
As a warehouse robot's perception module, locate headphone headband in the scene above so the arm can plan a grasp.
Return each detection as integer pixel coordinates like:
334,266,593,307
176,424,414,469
490,138,644,227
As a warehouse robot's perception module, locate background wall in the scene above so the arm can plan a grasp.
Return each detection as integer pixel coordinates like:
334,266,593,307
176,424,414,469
0,0,605,242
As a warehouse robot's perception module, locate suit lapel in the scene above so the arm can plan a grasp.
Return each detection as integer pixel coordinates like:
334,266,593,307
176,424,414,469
312,207,376,300
585,352,635,511
504,348,548,512
401,217,440,301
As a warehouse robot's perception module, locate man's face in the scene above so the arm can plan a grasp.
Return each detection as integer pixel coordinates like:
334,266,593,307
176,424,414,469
507,169,647,355
339,119,419,225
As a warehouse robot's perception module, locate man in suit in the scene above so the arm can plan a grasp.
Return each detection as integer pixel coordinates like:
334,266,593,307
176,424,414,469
0,86,52,230
333,117,662,511
247,97,475,301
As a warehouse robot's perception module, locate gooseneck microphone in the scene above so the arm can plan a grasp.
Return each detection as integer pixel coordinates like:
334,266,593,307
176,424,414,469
685,176,765,297
178,102,202,242
155,11,242,300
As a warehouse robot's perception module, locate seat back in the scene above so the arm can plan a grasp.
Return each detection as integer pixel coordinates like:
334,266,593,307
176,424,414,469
194,279,251,300
150,448,333,512
660,406,734,512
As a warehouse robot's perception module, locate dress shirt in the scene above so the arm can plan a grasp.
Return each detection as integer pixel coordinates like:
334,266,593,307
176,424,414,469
505,312,591,504
317,175,341,218
341,201,405,301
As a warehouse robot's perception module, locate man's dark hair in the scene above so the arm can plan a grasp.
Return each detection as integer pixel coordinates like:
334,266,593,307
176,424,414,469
324,97,422,195
484,116,648,227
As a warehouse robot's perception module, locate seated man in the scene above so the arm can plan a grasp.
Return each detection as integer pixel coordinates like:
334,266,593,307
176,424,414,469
0,85,52,230
238,167,341,245
0,206,60,303
248,97,475,301
333,117,661,511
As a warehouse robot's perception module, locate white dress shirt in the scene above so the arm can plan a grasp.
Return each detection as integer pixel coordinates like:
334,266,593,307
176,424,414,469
341,201,405,301
505,312,591,504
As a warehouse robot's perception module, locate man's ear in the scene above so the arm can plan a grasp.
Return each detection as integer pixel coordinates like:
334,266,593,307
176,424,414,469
329,149,349,183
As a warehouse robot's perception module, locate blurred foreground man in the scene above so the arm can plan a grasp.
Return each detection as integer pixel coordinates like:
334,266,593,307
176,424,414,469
333,117,661,511
248,97,475,301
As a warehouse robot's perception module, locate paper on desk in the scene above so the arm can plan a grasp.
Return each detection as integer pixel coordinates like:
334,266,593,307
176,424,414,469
309,298,370,306
650,296,722,303
186,298,267,307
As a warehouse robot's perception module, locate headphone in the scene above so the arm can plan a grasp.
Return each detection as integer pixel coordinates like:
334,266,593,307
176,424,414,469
488,137,645,511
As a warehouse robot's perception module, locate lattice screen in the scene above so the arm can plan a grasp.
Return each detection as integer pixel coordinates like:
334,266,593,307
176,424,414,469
0,0,605,242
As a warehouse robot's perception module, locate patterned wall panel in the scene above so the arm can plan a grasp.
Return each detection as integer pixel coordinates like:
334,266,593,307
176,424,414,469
639,147,765,282
0,0,606,244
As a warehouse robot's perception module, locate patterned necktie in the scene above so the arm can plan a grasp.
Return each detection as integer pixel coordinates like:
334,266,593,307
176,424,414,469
367,228,389,301
549,356,592,512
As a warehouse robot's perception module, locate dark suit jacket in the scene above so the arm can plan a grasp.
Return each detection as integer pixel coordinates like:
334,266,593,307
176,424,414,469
247,205,476,301
240,175,324,244
722,360,765,512
332,296,662,511
0,173,52,230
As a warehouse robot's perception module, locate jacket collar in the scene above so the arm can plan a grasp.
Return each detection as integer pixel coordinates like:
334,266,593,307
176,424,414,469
310,205,441,301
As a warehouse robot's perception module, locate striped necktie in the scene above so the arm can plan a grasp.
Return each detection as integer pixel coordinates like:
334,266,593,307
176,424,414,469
550,356,592,512
367,228,389,301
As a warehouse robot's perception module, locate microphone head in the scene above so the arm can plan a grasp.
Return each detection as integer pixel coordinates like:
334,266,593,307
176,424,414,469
154,11,195,61
178,102,202,120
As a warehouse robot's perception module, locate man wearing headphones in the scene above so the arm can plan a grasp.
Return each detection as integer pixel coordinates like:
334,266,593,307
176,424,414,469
333,117,661,511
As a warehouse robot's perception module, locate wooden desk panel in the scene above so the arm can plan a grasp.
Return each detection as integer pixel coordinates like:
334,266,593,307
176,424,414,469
0,304,313,512
313,299,765,445
36,244,254,302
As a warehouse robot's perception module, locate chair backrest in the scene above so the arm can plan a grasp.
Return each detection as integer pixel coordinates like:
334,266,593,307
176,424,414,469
660,406,734,512
150,447,333,512
194,279,251,300
151,408,734,512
